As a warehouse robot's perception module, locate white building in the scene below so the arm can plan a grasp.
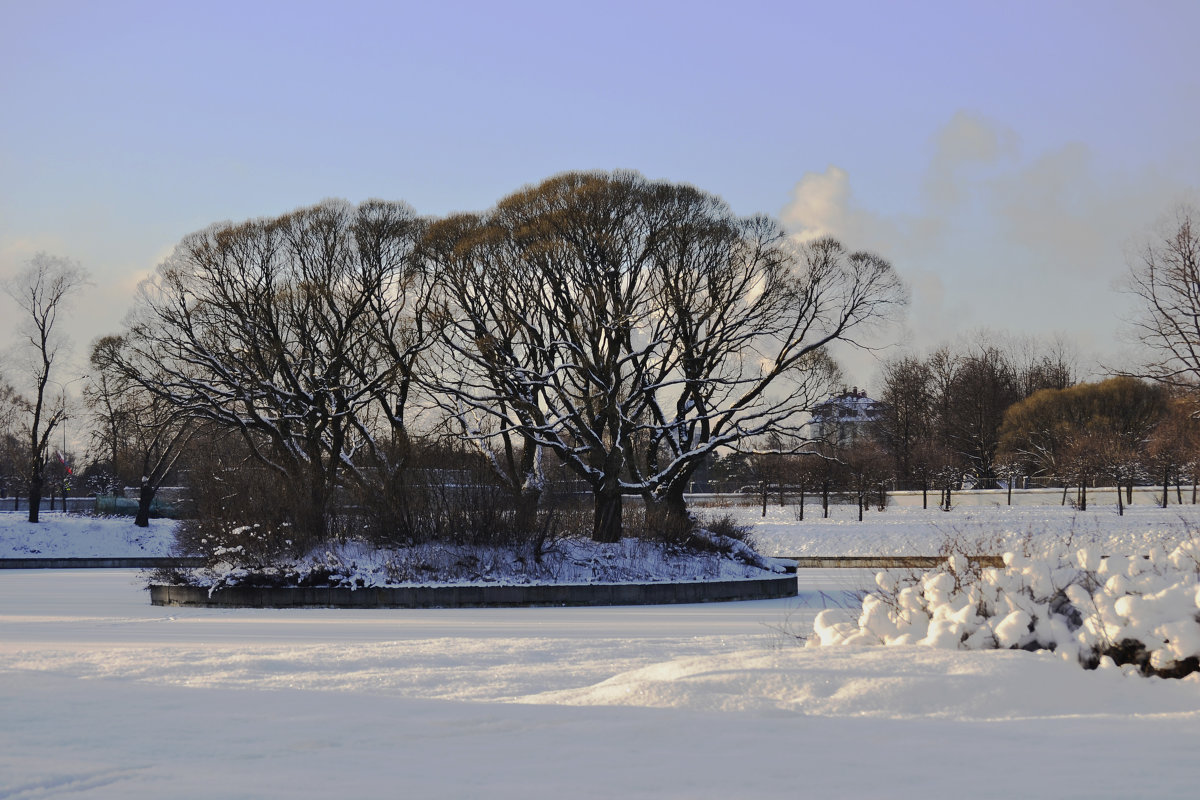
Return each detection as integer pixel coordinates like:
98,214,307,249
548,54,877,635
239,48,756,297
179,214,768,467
809,387,883,446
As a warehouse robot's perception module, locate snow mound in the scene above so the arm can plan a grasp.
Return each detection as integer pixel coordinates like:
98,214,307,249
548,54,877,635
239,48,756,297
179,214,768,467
811,535,1200,677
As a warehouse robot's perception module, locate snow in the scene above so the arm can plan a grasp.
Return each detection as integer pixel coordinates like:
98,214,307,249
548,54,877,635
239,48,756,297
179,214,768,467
191,535,784,591
707,499,1200,558
808,532,1200,678
3,506,1200,796
0,511,178,558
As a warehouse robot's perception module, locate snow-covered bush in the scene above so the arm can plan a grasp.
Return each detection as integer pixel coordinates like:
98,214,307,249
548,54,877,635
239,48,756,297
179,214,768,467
160,529,785,591
810,536,1200,678
180,520,300,569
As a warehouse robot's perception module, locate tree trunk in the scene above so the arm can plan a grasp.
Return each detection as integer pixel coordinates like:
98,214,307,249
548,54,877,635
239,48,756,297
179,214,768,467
922,480,928,510
1006,480,1012,506
798,487,805,521
1127,481,1133,505
1080,483,1087,511
857,491,863,522
294,479,329,547
761,481,768,518
134,482,156,528
1061,484,1068,506
27,472,43,523
514,485,542,533
1163,467,1170,508
645,483,691,537
822,481,829,519
513,441,544,532
592,485,623,543
1117,484,1124,516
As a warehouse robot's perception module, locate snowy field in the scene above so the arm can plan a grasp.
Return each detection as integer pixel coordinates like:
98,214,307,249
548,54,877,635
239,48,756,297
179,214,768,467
3,569,1200,798
0,511,177,558
3,507,1200,797
9,498,1200,563
702,499,1200,559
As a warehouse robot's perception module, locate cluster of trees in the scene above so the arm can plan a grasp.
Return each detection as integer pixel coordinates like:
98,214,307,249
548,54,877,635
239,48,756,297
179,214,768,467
709,336,1078,517
873,337,1075,493
5,186,1199,544
998,377,1198,512
795,199,1200,516
1,171,904,552
715,367,1200,519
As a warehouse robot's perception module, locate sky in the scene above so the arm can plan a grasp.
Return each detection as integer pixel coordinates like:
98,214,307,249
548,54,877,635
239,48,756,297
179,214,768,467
3,0,1199,393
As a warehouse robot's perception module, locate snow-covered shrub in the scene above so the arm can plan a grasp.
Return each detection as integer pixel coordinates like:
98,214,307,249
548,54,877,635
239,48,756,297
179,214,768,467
810,536,1200,678
160,535,783,590
178,519,301,570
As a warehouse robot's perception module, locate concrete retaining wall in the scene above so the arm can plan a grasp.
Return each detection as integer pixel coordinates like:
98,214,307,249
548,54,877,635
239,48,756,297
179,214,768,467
149,574,798,608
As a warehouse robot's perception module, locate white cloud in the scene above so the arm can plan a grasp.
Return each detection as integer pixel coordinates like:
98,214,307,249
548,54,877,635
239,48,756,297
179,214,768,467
779,112,1197,388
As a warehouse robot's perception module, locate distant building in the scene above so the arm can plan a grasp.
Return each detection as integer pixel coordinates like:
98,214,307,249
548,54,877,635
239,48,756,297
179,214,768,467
809,387,883,446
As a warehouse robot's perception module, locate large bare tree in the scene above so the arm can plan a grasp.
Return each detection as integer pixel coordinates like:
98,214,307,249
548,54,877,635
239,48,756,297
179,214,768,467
427,172,665,542
115,200,435,543
426,171,903,540
4,254,88,522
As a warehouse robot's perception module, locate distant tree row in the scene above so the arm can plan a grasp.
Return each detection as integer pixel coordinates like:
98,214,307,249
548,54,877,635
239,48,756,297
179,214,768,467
874,336,1075,492
998,377,1198,512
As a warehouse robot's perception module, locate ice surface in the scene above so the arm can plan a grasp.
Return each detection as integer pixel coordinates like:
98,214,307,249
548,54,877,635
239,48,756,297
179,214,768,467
3,507,1200,797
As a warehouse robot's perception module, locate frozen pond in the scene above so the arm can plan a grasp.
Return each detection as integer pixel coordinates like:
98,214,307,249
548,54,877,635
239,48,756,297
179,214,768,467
3,568,1198,798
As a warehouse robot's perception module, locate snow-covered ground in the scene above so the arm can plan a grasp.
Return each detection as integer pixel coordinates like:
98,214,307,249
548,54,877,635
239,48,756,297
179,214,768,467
10,500,1200,562
0,511,177,558
3,507,1199,797
702,500,1200,558
2,569,1199,798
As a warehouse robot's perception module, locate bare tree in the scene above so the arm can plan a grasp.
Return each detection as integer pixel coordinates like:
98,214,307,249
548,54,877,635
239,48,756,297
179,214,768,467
842,440,889,521
87,335,196,527
115,200,435,543
425,173,661,543
426,171,903,541
1146,395,1199,507
1123,205,1200,391
875,354,934,488
939,345,1021,488
629,199,897,530
4,254,88,522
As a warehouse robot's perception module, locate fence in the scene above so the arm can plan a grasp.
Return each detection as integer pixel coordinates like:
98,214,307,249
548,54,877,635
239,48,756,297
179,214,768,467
2,495,96,513
686,485,1200,509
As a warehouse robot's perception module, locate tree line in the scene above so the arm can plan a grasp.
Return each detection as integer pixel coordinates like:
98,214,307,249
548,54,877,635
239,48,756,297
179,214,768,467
720,353,1200,519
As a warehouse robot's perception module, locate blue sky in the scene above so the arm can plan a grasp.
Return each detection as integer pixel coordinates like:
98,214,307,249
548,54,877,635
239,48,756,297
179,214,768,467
3,0,1199,387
